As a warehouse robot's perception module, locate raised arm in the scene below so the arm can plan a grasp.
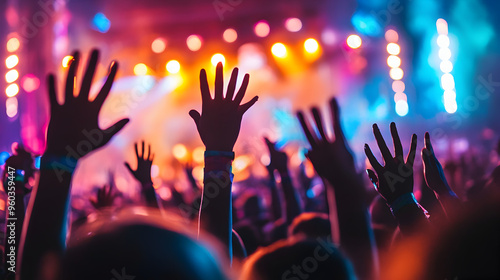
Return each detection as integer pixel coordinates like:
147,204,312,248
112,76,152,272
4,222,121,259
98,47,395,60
189,62,258,262
124,141,158,208
19,50,129,280
364,123,428,236
297,98,376,280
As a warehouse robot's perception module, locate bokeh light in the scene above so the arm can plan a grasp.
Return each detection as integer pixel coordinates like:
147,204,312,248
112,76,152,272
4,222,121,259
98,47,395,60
346,34,362,49
441,73,455,90
211,53,226,66
133,63,148,76
285,18,302,32
5,83,19,97
5,69,19,83
436,18,448,35
186,35,203,51
386,43,401,55
271,43,287,58
394,92,407,102
21,74,40,93
389,68,404,80
166,60,180,74
387,55,401,68
385,29,399,43
223,28,238,43
437,35,450,48
438,48,452,61
151,38,167,53
321,29,336,46
6,55,19,69
6,97,18,118
192,147,205,164
392,80,405,92
172,144,188,160
395,100,409,116
444,100,457,114
62,55,73,68
254,21,270,37
304,38,319,53
440,60,453,73
6,37,20,52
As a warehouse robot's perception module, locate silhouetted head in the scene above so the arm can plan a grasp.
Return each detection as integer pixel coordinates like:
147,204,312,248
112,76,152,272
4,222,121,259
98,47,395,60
241,238,355,280
288,212,331,240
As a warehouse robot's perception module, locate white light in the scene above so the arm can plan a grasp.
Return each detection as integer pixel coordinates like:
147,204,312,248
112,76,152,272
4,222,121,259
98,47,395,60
439,48,452,61
440,60,453,73
444,90,456,102
441,73,455,90
166,60,180,74
444,100,457,114
437,35,450,48
395,100,409,116
387,55,401,68
390,68,404,80
386,43,401,55
211,53,225,66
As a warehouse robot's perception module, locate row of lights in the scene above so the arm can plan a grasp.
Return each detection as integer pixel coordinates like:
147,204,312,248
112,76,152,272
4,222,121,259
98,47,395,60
5,35,21,118
385,29,408,117
436,19,457,114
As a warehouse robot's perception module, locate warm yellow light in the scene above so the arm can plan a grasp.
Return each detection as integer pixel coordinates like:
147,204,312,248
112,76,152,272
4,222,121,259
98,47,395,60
386,43,400,55
172,144,188,160
151,38,167,53
254,21,270,37
5,70,19,83
62,55,73,68
5,55,19,69
223,28,238,43
166,60,180,74
304,38,319,53
6,83,19,97
211,53,226,66
133,63,148,76
186,35,202,51
387,55,401,68
6,37,20,52
192,146,205,164
285,18,302,32
346,35,362,49
384,29,399,43
389,68,404,80
271,43,287,58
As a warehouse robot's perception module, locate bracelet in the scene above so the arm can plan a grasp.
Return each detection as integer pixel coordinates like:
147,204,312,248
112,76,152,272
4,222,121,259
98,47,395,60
39,155,78,173
389,193,417,214
205,150,235,160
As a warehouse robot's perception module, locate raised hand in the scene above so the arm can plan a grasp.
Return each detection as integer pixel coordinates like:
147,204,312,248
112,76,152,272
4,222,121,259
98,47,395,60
296,98,356,183
264,137,288,173
189,62,258,152
364,123,417,204
90,184,117,209
124,141,154,185
421,132,453,196
45,49,129,158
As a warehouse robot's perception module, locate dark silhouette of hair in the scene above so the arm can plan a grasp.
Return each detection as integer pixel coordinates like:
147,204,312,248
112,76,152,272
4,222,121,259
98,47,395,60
288,212,331,240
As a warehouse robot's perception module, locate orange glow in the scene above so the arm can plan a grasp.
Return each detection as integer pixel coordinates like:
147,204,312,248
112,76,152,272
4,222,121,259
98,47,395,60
172,144,188,160
271,43,287,58
186,35,202,51
6,37,20,52
133,63,148,76
5,55,19,69
223,28,237,43
254,21,270,37
62,55,73,68
151,38,167,53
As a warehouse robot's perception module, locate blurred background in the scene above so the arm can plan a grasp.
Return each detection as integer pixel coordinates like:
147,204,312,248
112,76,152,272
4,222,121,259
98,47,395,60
0,0,499,201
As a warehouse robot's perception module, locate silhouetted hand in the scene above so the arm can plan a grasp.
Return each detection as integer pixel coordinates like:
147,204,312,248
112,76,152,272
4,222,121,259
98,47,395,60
365,123,417,204
45,50,129,158
125,141,154,185
422,132,454,197
264,137,288,173
296,98,356,183
189,62,258,152
90,184,117,209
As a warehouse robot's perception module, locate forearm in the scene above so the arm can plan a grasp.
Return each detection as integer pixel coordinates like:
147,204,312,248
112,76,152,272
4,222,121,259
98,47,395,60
390,194,429,235
279,169,302,224
434,186,460,217
267,172,282,221
142,182,160,209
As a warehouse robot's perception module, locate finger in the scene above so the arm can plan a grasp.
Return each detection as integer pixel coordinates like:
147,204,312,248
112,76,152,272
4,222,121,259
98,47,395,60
124,162,135,174
79,49,99,101
390,122,404,159
226,68,238,101
189,110,201,127
406,134,418,168
264,137,275,152
366,169,379,190
47,74,59,110
233,73,249,105
141,141,145,159
214,62,223,100
147,144,151,161
93,61,118,108
134,142,139,159
311,107,328,142
330,98,346,144
239,96,258,114
424,132,433,153
199,69,211,102
101,118,130,146
65,51,80,103
373,124,393,164
150,153,155,162
364,144,383,172
297,111,319,149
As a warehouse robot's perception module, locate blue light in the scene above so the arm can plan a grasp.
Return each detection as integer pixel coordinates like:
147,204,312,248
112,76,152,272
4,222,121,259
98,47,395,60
0,151,10,166
351,11,383,37
92,13,111,33
35,156,41,169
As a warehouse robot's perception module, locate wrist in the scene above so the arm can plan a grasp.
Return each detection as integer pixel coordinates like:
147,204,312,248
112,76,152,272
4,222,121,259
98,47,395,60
40,154,78,174
389,193,419,215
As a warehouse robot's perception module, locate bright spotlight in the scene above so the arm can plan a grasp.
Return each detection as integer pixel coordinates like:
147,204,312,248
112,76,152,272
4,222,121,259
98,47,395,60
133,63,148,76
211,53,226,66
387,55,401,68
346,34,362,49
389,68,404,80
386,43,401,55
271,43,287,58
395,100,409,116
166,60,180,74
304,38,319,53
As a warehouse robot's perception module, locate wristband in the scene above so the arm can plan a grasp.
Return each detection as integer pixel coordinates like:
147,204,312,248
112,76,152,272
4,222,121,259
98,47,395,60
39,155,78,173
389,193,417,214
205,150,235,160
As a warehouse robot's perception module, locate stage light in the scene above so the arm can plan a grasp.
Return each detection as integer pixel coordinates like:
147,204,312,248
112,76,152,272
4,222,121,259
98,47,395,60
394,92,407,102
441,73,455,90
133,63,148,76
5,70,19,83
271,43,287,58
438,48,452,61
223,28,237,43
436,18,448,35
92,13,111,33
21,74,40,93
444,100,457,114
440,60,453,73
6,84,19,97
6,97,18,118
304,38,319,53
211,53,226,66
166,60,180,74
186,35,202,51
151,38,167,53
172,144,188,160
62,55,73,68
444,90,456,101
254,21,270,37
437,34,450,48
395,100,409,116
386,43,400,55
285,17,302,32
389,68,404,80
192,146,204,164
392,80,405,92
321,29,336,46
346,35,362,49
387,55,401,68
384,29,399,43
6,55,19,69
6,37,20,52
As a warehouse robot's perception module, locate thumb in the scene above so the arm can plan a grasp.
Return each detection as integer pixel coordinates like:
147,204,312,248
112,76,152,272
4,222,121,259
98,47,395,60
102,118,130,146
366,169,379,190
189,110,201,127
124,162,134,174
